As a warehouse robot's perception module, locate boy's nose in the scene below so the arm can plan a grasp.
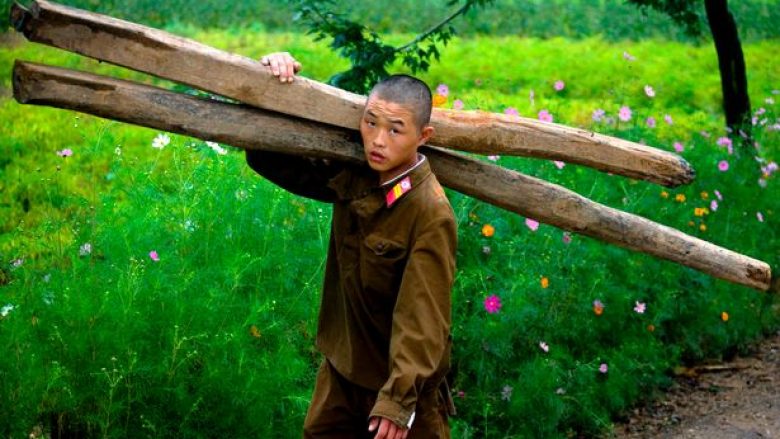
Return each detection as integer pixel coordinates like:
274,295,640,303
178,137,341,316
372,131,387,148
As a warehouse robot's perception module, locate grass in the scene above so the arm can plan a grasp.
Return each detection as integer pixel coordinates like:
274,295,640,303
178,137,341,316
0,29,779,438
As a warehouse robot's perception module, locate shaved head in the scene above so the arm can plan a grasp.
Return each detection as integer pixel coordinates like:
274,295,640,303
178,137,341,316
368,74,432,132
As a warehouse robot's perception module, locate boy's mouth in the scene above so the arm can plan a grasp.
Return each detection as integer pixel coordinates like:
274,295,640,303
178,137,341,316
368,151,386,163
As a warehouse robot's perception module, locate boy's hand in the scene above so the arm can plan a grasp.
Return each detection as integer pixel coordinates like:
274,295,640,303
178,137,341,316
260,51,302,83
368,416,408,439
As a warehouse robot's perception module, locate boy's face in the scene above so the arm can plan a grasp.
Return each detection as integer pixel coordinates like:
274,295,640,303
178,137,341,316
360,95,434,183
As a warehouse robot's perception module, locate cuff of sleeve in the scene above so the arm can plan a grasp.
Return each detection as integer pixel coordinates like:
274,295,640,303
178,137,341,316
369,398,416,429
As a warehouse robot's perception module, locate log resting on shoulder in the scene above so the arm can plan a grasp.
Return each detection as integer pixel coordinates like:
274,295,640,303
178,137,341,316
10,0,695,187
12,61,774,292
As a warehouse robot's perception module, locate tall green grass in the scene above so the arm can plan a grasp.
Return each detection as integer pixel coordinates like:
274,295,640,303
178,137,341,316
1,31,779,437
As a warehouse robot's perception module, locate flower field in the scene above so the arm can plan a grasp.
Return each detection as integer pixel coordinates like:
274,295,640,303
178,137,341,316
1,27,778,437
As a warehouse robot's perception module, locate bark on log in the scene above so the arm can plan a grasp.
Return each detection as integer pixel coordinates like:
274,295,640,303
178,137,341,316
12,61,773,292
9,0,695,187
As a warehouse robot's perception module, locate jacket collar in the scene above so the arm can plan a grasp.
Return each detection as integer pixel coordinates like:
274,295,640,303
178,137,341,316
327,154,432,216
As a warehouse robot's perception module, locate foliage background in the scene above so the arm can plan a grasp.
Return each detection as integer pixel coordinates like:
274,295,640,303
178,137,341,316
1,1,779,437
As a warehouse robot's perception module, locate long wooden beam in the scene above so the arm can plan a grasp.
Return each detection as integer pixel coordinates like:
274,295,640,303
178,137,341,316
12,61,774,292
10,0,695,187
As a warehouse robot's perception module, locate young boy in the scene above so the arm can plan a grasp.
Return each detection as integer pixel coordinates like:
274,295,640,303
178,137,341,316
248,52,457,438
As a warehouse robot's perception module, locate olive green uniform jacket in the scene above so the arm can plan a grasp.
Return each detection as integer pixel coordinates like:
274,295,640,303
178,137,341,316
246,150,457,428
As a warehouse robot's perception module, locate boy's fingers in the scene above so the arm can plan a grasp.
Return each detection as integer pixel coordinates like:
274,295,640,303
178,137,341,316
376,418,390,438
368,417,378,431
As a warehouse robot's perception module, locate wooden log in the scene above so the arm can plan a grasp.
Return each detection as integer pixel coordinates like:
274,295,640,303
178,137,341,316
10,0,695,187
12,61,774,292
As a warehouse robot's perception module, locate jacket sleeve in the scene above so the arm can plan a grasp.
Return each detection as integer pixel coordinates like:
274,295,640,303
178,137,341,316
368,211,458,428
244,149,345,203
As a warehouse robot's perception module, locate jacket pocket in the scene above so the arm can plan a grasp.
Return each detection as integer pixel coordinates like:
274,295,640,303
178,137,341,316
360,234,407,310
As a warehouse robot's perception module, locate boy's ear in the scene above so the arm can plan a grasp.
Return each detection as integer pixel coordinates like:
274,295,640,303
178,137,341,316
418,125,435,146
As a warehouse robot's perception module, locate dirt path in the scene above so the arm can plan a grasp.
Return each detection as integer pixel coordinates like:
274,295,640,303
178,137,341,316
610,331,780,438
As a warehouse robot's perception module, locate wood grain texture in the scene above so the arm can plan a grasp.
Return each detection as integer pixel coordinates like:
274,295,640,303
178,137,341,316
10,0,695,187
12,61,772,291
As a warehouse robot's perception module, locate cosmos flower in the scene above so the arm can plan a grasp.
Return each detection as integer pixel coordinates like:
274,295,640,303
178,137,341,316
525,218,539,231
554,80,565,91
538,109,553,123
484,295,502,313
592,108,606,122
644,85,655,98
481,224,495,238
593,299,604,316
453,99,464,110
152,133,171,149
149,250,160,262
618,106,632,122
718,160,729,172
599,363,609,374
436,84,449,97
633,301,646,314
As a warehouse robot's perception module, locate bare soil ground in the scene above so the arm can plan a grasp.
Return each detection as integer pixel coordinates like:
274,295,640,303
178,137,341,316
609,331,780,438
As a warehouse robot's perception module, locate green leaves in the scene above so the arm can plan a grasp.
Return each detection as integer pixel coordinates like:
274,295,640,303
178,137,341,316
290,0,495,93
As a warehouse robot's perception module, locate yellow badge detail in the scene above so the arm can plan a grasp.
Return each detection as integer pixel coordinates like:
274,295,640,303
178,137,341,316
386,176,413,207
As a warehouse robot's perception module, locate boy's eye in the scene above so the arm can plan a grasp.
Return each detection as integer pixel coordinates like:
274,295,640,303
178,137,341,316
366,120,376,127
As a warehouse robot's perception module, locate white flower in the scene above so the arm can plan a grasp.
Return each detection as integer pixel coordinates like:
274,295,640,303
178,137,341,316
539,341,549,353
644,85,655,98
152,133,171,149
79,243,92,256
206,141,227,155
1,304,15,317
634,301,647,314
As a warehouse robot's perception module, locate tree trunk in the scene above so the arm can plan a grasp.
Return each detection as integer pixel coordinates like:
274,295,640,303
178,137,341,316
704,0,752,142
9,0,696,187
12,61,775,292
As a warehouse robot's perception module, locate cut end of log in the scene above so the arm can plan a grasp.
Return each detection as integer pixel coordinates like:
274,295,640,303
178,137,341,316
9,2,32,34
669,156,697,188
12,60,33,104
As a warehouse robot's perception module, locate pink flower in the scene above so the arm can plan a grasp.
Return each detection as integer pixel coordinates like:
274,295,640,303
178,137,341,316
562,232,572,244
710,200,718,211
484,295,502,314
718,160,729,172
634,301,646,314
149,250,160,262
714,190,723,201
646,117,656,128
716,136,732,148
664,114,673,125
453,99,464,110
538,109,553,123
57,148,73,157
623,51,636,61
599,363,609,374
539,341,550,353
436,84,449,97
618,106,632,122
554,80,565,91
553,160,565,169
504,107,519,117
525,218,539,231
644,85,655,98
487,155,500,162
673,142,684,153
757,212,764,222
592,108,606,122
